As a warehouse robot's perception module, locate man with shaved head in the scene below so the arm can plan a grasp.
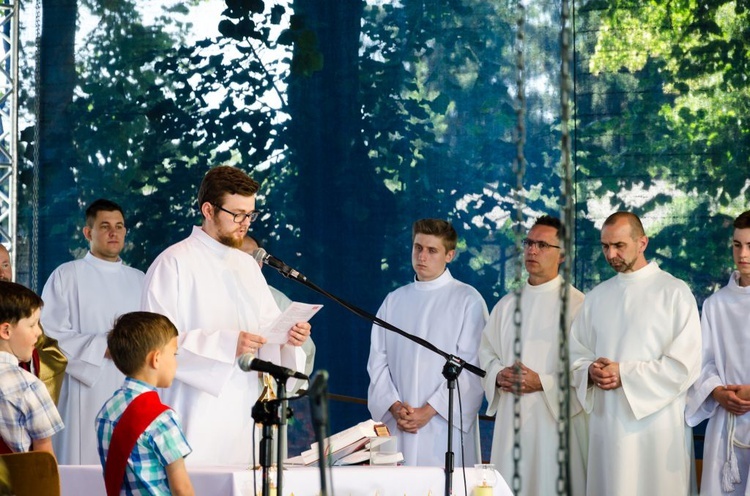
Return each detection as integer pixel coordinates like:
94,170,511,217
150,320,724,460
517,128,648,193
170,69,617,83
570,211,702,495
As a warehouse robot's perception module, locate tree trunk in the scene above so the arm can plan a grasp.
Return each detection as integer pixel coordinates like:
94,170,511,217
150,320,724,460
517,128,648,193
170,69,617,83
286,0,390,431
37,0,78,288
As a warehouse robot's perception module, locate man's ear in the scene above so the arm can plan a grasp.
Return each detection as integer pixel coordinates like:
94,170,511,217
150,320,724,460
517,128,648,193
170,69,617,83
199,202,213,221
0,322,11,340
639,235,649,254
445,249,456,263
82,225,92,242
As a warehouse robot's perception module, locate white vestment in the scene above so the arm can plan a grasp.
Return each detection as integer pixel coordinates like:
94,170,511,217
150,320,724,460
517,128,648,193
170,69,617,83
40,252,144,464
686,272,750,495
141,227,304,465
570,261,701,496
367,268,488,467
479,275,587,496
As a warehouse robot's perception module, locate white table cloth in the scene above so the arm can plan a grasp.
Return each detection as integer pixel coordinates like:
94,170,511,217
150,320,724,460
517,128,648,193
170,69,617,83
59,464,512,495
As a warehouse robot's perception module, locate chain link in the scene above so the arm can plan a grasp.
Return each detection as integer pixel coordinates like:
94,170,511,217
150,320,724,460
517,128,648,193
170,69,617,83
556,0,574,494
511,1,527,494
31,0,41,292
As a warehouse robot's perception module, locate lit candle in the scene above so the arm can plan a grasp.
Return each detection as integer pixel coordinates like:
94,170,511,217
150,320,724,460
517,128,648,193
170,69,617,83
473,485,493,496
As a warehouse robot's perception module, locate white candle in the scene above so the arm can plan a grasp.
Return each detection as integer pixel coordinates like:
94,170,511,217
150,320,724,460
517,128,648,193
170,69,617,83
473,486,493,496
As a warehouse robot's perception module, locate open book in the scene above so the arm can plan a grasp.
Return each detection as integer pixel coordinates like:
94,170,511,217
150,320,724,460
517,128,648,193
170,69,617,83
287,419,401,466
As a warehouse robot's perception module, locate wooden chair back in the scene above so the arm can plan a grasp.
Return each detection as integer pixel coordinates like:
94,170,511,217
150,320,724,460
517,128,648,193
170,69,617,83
0,451,60,496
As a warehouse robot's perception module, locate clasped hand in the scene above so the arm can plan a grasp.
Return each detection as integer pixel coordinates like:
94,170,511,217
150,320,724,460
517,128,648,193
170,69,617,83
389,401,436,434
589,357,621,390
712,385,750,416
496,361,542,395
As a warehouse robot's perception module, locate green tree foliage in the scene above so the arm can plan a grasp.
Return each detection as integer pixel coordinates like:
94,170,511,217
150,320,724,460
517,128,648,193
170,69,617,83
573,0,750,300
358,0,569,298
20,0,304,277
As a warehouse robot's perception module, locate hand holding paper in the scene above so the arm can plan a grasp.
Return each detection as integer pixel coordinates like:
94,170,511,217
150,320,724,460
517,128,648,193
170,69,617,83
260,302,323,345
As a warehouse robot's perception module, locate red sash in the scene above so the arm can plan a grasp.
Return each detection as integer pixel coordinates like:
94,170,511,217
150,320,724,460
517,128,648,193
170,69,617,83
0,437,12,454
104,391,169,496
18,349,41,377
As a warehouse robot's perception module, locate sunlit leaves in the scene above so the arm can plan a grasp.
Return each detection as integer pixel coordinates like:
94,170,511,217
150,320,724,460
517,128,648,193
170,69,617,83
574,0,750,297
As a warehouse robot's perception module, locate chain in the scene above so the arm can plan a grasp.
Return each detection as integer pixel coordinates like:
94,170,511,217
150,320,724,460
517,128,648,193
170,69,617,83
556,0,574,494
31,0,42,292
511,1,527,494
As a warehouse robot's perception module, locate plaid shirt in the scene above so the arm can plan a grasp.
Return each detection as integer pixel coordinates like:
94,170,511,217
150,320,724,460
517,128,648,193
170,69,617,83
0,351,64,452
96,378,192,496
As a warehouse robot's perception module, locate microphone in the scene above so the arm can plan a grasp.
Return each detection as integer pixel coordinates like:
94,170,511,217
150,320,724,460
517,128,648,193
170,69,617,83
238,352,309,381
308,370,329,427
251,248,307,282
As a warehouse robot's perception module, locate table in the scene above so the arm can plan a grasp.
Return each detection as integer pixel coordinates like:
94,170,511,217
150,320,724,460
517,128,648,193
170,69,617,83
59,464,512,495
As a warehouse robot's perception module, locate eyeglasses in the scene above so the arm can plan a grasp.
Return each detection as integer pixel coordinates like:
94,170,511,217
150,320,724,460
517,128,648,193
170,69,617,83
213,204,260,224
522,238,561,251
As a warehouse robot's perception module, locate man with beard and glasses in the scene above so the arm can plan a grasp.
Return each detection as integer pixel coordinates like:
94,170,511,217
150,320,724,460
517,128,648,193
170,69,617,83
142,166,311,465
569,211,701,496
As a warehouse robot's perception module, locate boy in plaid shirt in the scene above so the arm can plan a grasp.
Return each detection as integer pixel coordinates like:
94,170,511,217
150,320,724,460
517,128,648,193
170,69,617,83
0,281,63,455
95,312,193,496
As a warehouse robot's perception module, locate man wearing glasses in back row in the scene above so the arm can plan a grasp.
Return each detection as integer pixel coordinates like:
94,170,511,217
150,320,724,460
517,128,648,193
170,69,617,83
142,165,311,466
479,215,587,496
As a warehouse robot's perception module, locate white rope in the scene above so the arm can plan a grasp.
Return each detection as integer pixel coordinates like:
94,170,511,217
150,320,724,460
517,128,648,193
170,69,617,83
722,412,750,492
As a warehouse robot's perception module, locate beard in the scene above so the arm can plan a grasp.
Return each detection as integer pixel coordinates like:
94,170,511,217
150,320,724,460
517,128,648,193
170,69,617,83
212,211,245,248
217,232,243,249
607,256,637,273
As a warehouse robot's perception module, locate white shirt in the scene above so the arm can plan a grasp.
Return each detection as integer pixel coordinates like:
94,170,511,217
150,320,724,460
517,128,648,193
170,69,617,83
570,261,701,495
367,268,488,467
479,275,587,496
142,226,303,465
686,271,750,495
41,252,144,464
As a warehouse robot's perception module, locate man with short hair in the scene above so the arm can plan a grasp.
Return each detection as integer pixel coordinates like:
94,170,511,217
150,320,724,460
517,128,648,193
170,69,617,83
142,166,311,465
570,211,701,495
686,210,750,494
479,215,587,495
41,198,145,464
367,218,487,466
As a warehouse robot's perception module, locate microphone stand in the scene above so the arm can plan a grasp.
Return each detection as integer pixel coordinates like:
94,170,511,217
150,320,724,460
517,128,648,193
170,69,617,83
309,370,332,496
276,379,288,496
270,264,486,496
250,377,291,496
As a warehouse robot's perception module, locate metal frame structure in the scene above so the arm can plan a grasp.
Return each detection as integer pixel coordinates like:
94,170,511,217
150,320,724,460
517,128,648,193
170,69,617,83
0,0,19,272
